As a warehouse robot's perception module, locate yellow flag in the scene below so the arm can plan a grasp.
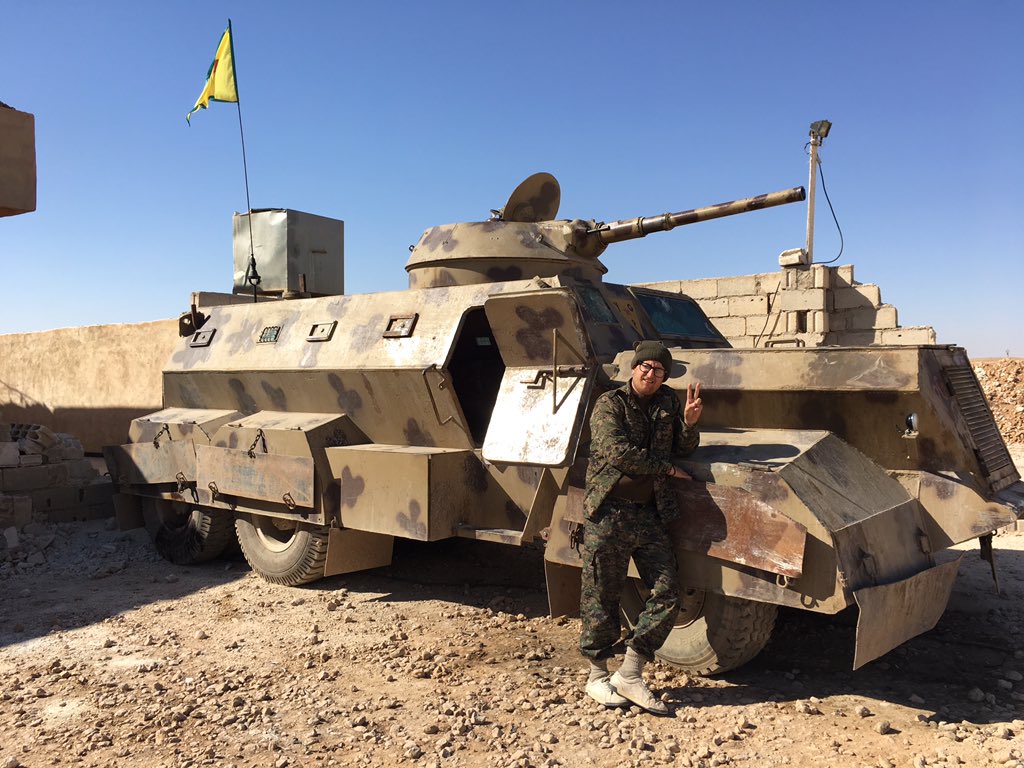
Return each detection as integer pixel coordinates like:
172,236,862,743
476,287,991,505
186,22,238,123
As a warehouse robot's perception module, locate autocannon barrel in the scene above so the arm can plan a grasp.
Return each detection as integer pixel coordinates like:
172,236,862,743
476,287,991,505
595,186,806,244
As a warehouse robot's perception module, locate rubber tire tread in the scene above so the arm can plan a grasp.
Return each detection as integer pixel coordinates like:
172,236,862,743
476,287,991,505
145,501,236,565
234,513,329,587
654,592,778,676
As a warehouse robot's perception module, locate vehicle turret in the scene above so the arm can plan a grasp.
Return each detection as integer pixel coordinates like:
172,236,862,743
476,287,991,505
406,173,805,288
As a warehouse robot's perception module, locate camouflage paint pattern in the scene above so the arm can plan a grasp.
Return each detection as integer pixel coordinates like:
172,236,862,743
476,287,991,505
579,497,680,661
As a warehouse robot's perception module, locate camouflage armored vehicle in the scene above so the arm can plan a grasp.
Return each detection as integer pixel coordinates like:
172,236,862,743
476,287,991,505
105,173,1023,674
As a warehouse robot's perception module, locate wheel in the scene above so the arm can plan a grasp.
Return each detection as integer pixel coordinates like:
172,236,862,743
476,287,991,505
142,498,236,565
234,512,329,586
621,581,778,675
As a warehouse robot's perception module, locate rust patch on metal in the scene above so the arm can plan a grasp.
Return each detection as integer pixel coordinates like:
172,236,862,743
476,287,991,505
920,472,957,500
742,471,792,504
339,465,365,508
669,480,806,577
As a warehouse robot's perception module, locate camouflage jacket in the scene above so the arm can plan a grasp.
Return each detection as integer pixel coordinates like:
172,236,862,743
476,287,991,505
583,381,700,523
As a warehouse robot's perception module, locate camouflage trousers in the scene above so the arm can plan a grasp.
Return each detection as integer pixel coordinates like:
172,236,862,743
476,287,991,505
579,497,680,661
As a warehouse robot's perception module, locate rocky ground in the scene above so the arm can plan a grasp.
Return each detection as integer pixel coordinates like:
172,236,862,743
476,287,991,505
0,361,1022,768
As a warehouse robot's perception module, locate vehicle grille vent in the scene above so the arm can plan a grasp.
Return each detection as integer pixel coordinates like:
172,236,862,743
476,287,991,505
944,365,1019,492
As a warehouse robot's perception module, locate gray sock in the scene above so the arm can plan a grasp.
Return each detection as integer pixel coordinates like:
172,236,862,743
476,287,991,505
618,647,646,681
588,659,610,683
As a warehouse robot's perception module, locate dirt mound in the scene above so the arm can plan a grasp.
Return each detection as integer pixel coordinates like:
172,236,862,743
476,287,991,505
975,359,1024,444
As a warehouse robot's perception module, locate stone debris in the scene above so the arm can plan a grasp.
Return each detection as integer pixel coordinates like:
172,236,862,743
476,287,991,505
0,420,112,537
975,359,1024,444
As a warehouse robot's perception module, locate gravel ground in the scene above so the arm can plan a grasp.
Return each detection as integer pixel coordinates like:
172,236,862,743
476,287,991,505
2,506,1024,768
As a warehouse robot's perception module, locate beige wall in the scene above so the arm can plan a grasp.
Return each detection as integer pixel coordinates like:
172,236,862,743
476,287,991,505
0,106,36,217
0,320,179,452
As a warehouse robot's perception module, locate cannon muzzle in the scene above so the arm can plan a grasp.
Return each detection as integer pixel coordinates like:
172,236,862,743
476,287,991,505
595,186,806,244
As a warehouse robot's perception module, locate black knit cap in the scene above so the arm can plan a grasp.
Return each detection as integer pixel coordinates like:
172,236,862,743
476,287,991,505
630,340,672,373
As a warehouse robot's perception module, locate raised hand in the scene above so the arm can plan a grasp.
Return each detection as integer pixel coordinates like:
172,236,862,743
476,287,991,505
684,382,703,427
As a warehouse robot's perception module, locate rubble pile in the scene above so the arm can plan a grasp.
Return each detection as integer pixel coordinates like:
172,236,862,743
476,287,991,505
975,359,1024,444
0,418,113,564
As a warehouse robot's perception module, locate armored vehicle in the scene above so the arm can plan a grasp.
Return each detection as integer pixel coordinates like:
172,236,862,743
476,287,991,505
106,173,1023,674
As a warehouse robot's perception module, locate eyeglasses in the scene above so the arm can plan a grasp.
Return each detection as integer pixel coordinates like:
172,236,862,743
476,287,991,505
638,362,667,378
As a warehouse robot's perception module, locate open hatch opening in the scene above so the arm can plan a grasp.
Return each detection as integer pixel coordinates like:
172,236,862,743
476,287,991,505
449,308,505,446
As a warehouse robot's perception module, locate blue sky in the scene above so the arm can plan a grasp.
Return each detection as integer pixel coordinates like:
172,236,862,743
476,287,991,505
2,1,1021,357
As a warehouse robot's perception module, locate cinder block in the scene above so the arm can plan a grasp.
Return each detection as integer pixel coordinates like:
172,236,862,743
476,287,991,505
834,264,855,287
877,327,937,345
834,305,897,331
0,494,32,529
66,458,99,485
773,288,827,312
808,311,830,334
717,276,758,297
0,442,19,468
730,336,756,348
833,285,882,310
28,486,81,513
813,265,832,290
0,423,10,441
81,482,114,506
635,280,680,293
698,298,730,318
834,330,882,346
47,502,113,523
18,454,43,467
1,463,69,492
728,295,769,317
677,278,719,299
746,315,777,336
711,316,746,337
785,311,802,334
874,305,898,329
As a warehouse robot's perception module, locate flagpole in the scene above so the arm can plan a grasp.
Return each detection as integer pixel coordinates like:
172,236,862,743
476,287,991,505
227,18,260,303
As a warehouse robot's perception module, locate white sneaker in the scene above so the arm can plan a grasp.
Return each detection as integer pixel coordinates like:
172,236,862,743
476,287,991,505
609,671,670,715
585,676,628,708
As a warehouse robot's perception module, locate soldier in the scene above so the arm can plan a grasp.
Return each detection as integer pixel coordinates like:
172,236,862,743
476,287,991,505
580,340,703,714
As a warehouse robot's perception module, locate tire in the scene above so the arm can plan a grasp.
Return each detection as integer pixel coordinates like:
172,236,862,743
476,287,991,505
142,498,236,565
622,581,778,676
234,512,329,586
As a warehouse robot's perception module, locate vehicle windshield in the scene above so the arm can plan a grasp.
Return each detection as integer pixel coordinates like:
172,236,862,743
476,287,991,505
632,290,727,344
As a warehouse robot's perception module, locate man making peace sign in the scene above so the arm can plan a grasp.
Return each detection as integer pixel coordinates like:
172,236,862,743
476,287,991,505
579,340,703,715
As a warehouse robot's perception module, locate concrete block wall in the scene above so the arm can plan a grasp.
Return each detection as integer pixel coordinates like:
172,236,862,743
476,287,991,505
638,264,936,348
0,420,113,548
